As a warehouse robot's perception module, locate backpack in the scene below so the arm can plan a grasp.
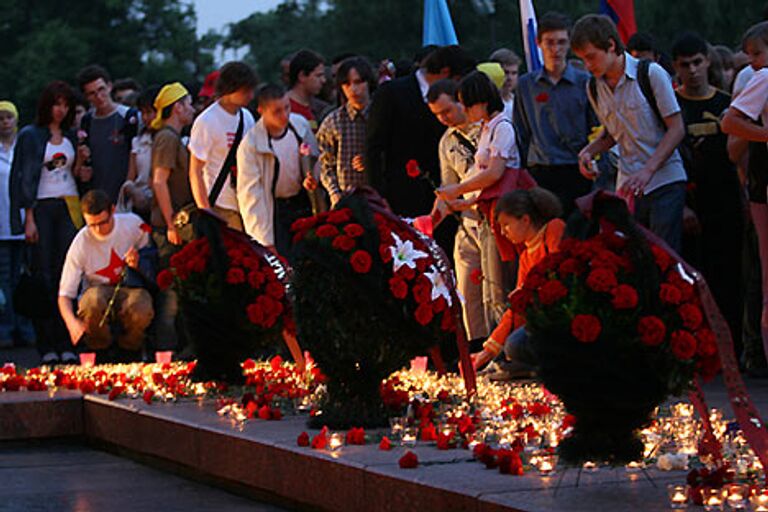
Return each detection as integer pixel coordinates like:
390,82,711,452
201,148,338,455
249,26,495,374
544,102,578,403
588,59,692,171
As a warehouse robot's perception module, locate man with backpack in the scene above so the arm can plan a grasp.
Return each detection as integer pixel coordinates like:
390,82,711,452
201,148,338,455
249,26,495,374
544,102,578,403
188,61,257,231
571,14,687,252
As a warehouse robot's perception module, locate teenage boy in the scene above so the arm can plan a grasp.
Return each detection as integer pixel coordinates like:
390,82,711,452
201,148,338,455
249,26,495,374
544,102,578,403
317,57,375,207
572,14,687,252
427,79,504,342
77,65,140,203
673,32,744,355
58,190,153,356
236,84,319,259
513,12,595,217
188,61,257,231
288,49,331,132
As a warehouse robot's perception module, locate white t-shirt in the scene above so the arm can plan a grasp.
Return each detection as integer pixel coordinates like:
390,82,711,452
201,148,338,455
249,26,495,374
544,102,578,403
188,102,255,210
461,113,519,202
731,68,768,128
271,128,302,199
0,140,23,240
59,213,149,299
37,138,77,199
733,66,756,97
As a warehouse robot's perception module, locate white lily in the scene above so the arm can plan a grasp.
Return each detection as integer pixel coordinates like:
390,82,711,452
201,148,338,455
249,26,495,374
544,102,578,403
389,232,428,272
425,266,452,306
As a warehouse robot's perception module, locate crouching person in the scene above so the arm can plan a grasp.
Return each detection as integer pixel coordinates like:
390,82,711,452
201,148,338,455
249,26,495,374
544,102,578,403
58,190,154,359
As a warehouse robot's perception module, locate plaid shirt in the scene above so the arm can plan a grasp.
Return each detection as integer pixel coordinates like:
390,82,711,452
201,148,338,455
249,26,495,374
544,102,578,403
317,103,369,199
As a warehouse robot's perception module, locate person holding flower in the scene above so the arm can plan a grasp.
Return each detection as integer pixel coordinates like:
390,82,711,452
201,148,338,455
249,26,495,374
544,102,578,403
435,70,522,331
471,188,565,377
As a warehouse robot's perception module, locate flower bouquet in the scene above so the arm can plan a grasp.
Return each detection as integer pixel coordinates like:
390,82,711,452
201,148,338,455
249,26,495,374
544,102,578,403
516,194,720,464
290,188,461,428
157,211,294,383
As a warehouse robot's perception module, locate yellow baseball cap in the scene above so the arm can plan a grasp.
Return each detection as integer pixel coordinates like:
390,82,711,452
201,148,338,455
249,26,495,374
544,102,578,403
0,101,18,119
476,62,505,90
151,82,189,130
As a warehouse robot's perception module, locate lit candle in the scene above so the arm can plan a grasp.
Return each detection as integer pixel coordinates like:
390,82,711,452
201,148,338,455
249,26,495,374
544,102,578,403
750,491,768,512
624,461,644,473
666,484,687,509
329,433,344,452
536,454,558,476
726,483,748,509
703,487,724,512
401,427,418,447
582,461,598,473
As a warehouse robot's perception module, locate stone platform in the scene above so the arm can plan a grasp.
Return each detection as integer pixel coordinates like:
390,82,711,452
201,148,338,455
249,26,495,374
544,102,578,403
0,391,689,512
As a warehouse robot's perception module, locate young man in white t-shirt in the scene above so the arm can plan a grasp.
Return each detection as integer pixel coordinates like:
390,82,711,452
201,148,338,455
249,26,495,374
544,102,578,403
58,190,153,355
237,84,319,259
188,61,257,231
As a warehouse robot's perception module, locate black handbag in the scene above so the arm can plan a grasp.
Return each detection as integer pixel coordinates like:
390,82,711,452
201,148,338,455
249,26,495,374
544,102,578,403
13,249,55,319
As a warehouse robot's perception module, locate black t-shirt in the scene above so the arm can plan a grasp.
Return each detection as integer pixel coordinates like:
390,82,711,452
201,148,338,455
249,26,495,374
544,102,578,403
676,89,740,213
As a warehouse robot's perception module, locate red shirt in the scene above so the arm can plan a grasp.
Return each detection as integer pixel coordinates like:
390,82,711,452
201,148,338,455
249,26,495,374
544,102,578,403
289,98,318,132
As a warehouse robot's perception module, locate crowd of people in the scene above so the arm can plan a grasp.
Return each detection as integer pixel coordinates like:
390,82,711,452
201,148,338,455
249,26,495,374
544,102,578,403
1,11,767,378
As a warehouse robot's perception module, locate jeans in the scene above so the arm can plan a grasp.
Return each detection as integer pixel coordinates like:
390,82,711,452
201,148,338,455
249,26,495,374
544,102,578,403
0,240,35,344
31,199,77,355
633,181,686,254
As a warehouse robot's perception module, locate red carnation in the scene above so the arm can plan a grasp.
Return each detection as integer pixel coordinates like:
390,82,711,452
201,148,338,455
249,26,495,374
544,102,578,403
509,289,533,314
440,311,455,332
535,92,549,103
470,268,483,285
297,431,310,447
140,223,152,233
379,436,392,451
412,277,432,303
327,208,353,224
246,302,265,325
156,269,174,290
659,283,683,305
248,270,266,289
389,277,408,299
432,296,448,313
586,268,618,293
350,250,372,273
670,330,697,360
396,265,416,281
651,245,672,271
414,303,434,325
571,314,601,343
226,267,246,285
399,450,419,468
379,244,393,263
332,234,356,251
266,281,285,300
343,223,365,237
538,280,568,305
638,316,666,346
678,303,703,331
558,258,582,277
696,329,717,357
316,224,339,238
610,284,638,310
291,217,317,233
405,159,421,178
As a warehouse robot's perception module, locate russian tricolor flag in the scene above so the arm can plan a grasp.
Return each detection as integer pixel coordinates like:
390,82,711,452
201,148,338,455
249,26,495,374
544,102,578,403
519,0,543,72
599,0,637,44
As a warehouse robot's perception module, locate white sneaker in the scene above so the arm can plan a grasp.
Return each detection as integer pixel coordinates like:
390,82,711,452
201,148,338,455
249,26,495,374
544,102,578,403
41,352,59,364
61,351,78,364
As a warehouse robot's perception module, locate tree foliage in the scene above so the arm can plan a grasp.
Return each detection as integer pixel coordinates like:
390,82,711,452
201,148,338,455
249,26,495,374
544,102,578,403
0,0,214,123
226,0,767,83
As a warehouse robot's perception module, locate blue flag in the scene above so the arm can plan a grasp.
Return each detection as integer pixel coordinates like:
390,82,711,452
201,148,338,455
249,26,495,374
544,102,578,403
423,0,459,46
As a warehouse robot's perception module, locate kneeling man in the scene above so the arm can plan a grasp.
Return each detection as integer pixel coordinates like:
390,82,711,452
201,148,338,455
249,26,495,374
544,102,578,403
58,190,154,354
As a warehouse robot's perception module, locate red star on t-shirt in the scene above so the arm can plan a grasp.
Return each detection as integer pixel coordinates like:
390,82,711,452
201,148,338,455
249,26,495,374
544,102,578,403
95,249,125,285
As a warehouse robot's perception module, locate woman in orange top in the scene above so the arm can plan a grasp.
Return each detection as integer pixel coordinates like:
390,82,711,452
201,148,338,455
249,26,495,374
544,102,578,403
471,187,565,371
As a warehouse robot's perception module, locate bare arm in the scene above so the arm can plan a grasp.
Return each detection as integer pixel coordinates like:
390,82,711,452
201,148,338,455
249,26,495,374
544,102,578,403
58,295,85,346
189,154,210,209
126,152,138,182
578,128,616,178
722,107,768,142
436,156,505,201
152,166,182,244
